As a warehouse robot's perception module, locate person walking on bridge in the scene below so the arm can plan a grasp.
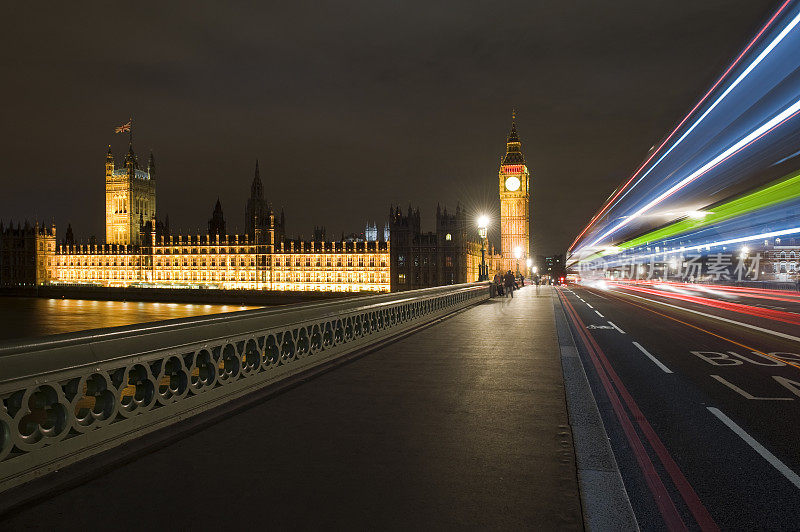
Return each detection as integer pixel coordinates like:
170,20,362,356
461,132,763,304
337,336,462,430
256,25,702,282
504,270,515,298
493,272,504,297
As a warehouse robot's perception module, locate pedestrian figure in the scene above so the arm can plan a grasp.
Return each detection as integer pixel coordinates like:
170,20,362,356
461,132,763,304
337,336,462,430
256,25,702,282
493,272,504,297
504,270,515,298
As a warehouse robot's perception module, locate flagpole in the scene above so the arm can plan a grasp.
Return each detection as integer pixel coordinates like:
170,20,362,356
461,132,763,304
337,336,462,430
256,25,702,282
129,116,133,147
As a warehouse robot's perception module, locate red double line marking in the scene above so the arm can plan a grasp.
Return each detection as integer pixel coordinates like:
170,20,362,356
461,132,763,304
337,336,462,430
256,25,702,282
558,289,718,531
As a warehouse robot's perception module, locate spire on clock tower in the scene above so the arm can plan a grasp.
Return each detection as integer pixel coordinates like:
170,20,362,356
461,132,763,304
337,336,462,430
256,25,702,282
502,110,526,165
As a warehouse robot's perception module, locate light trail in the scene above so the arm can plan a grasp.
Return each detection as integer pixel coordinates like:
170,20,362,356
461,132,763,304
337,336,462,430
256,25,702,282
611,280,800,302
586,97,800,248
586,225,800,267
569,0,797,253
616,171,800,252
608,282,800,326
574,170,800,266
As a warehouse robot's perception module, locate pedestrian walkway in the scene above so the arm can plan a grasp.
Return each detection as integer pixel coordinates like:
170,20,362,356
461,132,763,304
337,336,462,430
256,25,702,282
2,285,583,530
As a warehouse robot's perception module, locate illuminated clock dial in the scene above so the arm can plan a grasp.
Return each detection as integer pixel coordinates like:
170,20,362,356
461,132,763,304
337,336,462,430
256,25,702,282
505,176,521,191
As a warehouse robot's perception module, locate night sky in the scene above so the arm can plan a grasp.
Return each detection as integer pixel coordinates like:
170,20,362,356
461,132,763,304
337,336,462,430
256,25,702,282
0,0,779,256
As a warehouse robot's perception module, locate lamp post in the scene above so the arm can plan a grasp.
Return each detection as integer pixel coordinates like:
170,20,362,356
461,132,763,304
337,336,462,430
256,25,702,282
477,215,489,281
526,258,532,277
514,246,522,277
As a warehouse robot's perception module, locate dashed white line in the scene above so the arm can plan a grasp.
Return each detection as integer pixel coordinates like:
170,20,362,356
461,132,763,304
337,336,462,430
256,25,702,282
586,303,594,309
595,310,604,318
632,341,672,373
608,321,626,334
707,407,800,489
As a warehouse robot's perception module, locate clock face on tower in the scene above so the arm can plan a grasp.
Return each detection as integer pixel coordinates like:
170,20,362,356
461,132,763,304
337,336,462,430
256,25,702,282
505,176,521,191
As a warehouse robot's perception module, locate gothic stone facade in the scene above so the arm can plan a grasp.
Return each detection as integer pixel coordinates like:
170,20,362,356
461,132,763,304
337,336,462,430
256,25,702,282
0,221,56,287
389,204,497,291
105,145,156,246
46,151,389,292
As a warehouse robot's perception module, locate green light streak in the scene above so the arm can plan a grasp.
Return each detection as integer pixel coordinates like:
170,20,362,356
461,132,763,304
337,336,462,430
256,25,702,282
577,169,800,264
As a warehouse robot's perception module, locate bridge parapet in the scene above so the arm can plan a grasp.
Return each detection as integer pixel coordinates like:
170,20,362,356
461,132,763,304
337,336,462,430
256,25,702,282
0,282,490,493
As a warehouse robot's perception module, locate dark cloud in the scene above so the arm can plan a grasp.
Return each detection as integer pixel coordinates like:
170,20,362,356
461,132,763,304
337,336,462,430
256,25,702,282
0,0,778,253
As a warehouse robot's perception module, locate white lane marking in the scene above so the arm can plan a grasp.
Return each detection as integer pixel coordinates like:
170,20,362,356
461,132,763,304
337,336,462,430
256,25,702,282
595,310,605,318
608,289,800,343
586,303,594,308
632,341,673,373
710,375,792,401
608,321,626,334
707,407,800,489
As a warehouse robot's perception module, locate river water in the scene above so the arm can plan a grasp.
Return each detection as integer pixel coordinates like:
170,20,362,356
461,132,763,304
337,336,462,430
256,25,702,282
0,297,259,341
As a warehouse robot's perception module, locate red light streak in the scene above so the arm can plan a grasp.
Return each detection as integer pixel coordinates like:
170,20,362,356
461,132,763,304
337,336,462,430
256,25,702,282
614,279,800,303
610,282,800,326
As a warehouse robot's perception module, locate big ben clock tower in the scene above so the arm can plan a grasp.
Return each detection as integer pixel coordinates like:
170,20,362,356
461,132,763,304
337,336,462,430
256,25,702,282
499,112,530,274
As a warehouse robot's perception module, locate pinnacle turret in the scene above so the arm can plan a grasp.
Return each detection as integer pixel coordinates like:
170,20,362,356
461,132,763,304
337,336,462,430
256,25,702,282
250,160,263,198
502,110,525,165
148,151,156,179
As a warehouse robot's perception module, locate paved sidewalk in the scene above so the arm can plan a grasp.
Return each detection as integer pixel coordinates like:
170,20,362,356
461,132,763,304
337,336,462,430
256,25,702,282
3,285,583,530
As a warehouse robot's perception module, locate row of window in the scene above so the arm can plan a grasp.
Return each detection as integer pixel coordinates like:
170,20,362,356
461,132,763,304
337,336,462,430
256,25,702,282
55,256,388,267
397,255,454,267
55,269,389,284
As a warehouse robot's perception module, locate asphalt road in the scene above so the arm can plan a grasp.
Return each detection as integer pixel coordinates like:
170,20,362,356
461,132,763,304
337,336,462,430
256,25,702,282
558,282,800,530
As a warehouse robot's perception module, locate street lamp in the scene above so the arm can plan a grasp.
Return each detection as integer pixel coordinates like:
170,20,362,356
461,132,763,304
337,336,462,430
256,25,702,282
477,215,489,281
514,246,522,276
526,258,532,276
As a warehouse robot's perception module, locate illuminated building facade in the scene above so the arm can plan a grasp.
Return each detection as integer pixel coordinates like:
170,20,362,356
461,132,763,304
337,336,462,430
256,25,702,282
105,144,156,246
499,114,531,273
51,234,389,292
755,236,800,282
39,145,390,293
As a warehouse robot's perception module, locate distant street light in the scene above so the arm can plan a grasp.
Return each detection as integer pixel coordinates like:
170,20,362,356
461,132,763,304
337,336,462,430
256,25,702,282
478,215,489,281
514,246,522,276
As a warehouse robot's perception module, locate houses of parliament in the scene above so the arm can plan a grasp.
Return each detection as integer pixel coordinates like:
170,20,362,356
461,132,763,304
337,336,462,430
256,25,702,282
0,116,532,293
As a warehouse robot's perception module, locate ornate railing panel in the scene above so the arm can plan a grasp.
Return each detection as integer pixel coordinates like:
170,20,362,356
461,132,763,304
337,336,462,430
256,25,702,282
0,283,489,492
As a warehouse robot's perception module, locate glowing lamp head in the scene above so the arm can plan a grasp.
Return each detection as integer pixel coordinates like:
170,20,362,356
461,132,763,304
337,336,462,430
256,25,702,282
513,246,522,259
477,215,489,229
526,258,532,268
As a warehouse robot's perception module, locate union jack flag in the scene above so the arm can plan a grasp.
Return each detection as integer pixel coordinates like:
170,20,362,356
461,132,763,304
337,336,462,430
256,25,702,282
114,121,131,134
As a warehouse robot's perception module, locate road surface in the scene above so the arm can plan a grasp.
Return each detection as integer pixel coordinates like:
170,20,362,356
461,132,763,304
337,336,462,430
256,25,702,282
558,281,800,530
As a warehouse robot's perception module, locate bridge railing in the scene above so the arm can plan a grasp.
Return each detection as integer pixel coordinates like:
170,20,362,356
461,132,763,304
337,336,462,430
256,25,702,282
0,282,490,492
